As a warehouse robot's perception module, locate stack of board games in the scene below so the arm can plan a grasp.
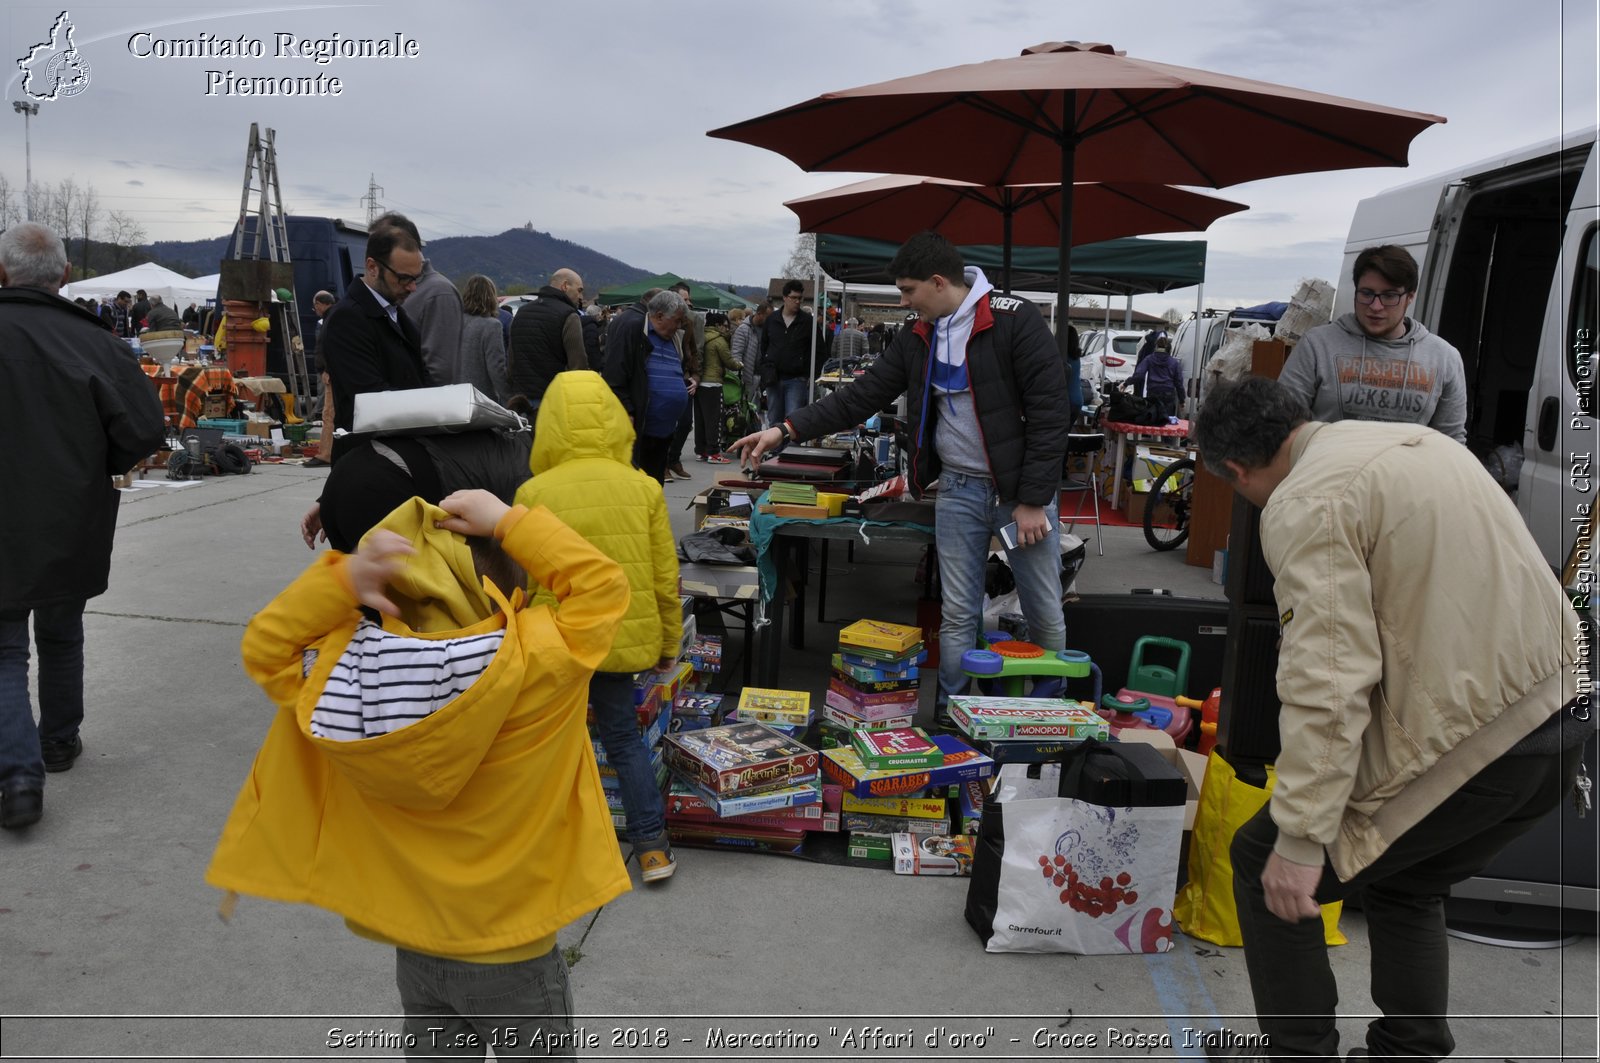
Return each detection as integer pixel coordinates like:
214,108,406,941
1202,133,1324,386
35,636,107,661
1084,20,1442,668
841,791,952,840
822,619,926,743
851,727,942,771
686,634,722,674
822,733,995,799
661,721,828,854
947,695,1109,764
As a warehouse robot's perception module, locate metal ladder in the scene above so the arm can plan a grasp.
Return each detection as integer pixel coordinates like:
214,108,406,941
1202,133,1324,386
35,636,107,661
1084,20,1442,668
233,123,313,414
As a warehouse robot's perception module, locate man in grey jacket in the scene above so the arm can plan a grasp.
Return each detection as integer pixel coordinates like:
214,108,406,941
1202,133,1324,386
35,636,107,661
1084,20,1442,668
1278,244,1467,443
372,212,463,387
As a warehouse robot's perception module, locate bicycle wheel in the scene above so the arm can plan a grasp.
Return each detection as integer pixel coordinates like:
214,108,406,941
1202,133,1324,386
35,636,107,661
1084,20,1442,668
1143,457,1195,551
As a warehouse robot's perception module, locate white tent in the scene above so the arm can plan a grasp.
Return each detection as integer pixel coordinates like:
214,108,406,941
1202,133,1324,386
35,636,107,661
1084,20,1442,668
63,262,218,308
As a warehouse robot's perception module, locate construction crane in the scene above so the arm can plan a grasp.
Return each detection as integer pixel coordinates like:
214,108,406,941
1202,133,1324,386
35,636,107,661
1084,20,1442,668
231,123,313,416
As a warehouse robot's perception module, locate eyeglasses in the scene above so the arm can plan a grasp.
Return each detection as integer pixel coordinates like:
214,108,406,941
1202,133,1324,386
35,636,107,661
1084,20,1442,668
1354,287,1406,308
784,293,802,300
376,259,425,286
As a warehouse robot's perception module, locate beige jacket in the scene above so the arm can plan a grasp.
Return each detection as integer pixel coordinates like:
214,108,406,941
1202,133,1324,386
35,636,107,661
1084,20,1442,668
1262,421,1581,879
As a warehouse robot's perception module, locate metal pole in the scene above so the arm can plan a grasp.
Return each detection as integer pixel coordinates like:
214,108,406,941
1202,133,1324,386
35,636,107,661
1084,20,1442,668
13,101,39,221
1055,90,1077,368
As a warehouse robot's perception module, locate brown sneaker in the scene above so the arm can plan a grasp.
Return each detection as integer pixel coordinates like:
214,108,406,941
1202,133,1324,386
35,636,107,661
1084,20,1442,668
669,463,690,480
638,848,677,883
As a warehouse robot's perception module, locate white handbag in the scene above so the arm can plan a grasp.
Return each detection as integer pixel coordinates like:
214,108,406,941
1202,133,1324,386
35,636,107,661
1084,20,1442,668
351,384,526,436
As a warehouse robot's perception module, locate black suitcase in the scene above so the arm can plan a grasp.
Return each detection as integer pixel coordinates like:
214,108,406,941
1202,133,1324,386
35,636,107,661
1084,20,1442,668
1062,593,1228,698
1059,738,1187,808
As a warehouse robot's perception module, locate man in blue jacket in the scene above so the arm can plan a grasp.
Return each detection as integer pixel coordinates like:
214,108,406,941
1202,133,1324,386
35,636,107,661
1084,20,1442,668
732,232,1070,722
0,223,165,829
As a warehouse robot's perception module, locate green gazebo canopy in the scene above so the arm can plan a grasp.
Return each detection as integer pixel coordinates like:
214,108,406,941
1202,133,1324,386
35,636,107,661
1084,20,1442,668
596,272,757,310
814,234,1207,296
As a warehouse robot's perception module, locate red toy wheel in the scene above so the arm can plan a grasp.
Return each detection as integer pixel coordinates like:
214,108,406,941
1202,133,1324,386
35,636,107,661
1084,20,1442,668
990,640,1045,659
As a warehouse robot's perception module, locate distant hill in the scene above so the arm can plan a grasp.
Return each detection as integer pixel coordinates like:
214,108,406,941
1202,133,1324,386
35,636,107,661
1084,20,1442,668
136,224,658,294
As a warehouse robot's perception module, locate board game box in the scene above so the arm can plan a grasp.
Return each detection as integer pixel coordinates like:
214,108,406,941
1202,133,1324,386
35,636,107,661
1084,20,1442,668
662,722,819,796
838,618,923,654
822,734,994,798
948,696,1110,742
850,727,944,771
663,778,822,819
829,667,921,695
668,824,806,856
831,654,922,685
846,832,895,861
892,832,976,876
826,678,920,710
822,688,920,726
735,687,813,729
839,792,949,819
669,692,724,733
842,811,951,836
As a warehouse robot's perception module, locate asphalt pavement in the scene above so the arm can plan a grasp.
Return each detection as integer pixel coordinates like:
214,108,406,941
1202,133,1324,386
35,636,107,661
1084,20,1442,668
0,457,1593,1061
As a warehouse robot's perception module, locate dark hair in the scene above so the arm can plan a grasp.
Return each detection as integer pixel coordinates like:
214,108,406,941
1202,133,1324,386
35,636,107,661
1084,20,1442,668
371,211,422,246
887,230,964,283
705,310,728,327
670,281,692,296
1193,376,1309,482
366,225,420,263
118,290,131,300
1351,244,1418,293
781,279,804,297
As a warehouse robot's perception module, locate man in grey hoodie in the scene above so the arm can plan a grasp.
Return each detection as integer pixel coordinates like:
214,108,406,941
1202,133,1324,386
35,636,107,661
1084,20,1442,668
1278,245,1466,443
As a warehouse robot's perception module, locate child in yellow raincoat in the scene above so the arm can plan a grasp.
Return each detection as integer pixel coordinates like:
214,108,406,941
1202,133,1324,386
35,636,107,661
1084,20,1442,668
208,488,630,1058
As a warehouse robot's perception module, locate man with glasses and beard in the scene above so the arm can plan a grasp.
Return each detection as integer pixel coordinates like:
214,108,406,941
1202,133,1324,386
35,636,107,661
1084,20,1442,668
1278,244,1467,443
317,224,431,464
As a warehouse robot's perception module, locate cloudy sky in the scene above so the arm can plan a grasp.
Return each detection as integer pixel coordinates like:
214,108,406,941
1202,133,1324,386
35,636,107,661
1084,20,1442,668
2,0,1595,315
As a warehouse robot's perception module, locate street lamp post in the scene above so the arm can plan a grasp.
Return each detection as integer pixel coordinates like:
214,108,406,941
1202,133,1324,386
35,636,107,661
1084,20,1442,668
13,100,40,221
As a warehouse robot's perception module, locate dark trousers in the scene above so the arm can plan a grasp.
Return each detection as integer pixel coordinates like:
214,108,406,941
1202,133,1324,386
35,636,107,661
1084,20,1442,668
1230,740,1583,1061
634,434,671,483
693,384,723,456
667,397,692,467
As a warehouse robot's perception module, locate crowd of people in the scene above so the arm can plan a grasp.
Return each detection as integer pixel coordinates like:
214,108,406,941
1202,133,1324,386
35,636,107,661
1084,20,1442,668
1,215,1590,1062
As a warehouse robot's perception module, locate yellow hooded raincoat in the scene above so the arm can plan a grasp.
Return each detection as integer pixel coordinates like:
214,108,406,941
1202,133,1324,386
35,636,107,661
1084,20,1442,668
207,497,632,961
515,371,681,673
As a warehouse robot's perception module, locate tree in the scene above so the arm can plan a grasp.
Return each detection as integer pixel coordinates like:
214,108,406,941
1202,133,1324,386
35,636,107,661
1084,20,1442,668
106,211,146,270
72,180,102,277
1162,307,1183,327
0,173,19,230
779,233,825,284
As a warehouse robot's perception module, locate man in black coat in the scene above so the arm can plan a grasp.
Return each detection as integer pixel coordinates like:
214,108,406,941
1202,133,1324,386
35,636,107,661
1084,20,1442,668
317,224,432,463
507,267,587,412
0,223,165,830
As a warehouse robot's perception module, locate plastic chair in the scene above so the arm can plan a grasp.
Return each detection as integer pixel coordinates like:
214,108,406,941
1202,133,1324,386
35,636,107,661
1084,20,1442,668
1061,432,1105,555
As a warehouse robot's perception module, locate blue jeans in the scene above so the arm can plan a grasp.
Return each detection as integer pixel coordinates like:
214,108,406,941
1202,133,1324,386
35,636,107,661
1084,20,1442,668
588,670,665,847
396,944,575,1060
934,473,1065,703
765,377,810,435
0,601,86,790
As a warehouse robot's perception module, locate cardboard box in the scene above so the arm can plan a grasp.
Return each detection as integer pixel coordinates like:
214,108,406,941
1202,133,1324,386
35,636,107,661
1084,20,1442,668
1114,729,1207,831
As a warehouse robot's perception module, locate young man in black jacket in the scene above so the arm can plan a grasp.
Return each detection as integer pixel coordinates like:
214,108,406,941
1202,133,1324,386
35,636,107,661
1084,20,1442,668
759,279,825,448
733,232,1070,721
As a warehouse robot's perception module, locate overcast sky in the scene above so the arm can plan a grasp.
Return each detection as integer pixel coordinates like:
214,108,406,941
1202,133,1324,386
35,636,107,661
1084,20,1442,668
3,0,1595,315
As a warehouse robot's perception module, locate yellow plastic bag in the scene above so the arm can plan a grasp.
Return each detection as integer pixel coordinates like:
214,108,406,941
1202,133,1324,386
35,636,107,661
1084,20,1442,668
1173,751,1346,946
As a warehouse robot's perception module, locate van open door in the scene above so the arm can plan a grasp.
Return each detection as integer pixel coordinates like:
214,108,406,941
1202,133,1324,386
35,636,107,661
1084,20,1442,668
1520,143,1599,571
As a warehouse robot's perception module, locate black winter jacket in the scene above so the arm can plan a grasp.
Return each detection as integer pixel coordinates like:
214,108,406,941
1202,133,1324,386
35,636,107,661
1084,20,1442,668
759,307,823,386
0,287,166,611
788,293,1068,506
508,285,584,403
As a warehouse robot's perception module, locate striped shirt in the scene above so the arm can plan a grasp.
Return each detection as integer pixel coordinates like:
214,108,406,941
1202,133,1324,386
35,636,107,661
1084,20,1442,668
309,620,505,741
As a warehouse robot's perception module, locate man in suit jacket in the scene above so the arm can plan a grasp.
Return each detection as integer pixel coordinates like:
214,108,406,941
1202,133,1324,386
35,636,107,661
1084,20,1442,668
318,225,431,463
371,211,464,387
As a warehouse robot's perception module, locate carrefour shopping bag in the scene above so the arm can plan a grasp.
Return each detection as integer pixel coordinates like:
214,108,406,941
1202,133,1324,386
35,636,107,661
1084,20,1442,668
1173,751,1345,946
965,739,1184,954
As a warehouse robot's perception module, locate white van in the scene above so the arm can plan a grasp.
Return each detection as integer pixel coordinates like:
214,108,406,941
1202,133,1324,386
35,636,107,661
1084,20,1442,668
1338,131,1599,570
1172,309,1277,404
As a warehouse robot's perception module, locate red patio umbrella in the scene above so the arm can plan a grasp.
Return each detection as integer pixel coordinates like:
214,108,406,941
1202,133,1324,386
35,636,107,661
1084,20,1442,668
783,176,1247,291
710,40,1444,357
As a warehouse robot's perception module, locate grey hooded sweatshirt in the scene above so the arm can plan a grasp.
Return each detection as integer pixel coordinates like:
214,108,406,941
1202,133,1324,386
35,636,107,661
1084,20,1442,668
1278,313,1467,443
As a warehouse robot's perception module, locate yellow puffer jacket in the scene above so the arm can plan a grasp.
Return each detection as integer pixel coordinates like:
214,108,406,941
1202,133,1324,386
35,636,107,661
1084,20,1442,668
206,500,632,960
515,370,681,673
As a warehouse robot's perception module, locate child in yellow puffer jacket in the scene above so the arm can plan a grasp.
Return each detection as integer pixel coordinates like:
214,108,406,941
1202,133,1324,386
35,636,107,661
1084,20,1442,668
514,370,683,884
209,489,631,1056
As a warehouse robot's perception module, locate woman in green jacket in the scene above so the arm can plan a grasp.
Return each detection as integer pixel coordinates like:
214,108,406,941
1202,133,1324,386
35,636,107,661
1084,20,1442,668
693,311,741,463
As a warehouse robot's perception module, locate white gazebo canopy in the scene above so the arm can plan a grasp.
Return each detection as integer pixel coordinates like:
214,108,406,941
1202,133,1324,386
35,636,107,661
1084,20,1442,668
63,262,218,308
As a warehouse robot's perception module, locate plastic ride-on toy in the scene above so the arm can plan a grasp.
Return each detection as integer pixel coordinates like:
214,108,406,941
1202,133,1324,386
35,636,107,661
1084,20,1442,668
960,632,1102,705
1097,635,1201,744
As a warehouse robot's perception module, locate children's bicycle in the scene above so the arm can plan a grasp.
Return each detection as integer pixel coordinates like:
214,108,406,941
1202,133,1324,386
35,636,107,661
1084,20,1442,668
1143,455,1196,551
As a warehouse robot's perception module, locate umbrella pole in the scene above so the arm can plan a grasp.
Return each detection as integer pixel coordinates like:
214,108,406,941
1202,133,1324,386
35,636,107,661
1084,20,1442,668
1055,91,1077,364
1002,196,1014,294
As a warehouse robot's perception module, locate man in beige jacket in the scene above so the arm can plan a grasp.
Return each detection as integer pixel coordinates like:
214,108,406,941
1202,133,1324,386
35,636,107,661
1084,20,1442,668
1194,376,1590,1061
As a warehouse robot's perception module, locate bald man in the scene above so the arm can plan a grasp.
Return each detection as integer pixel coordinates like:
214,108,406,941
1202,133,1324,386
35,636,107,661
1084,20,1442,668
508,267,588,412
